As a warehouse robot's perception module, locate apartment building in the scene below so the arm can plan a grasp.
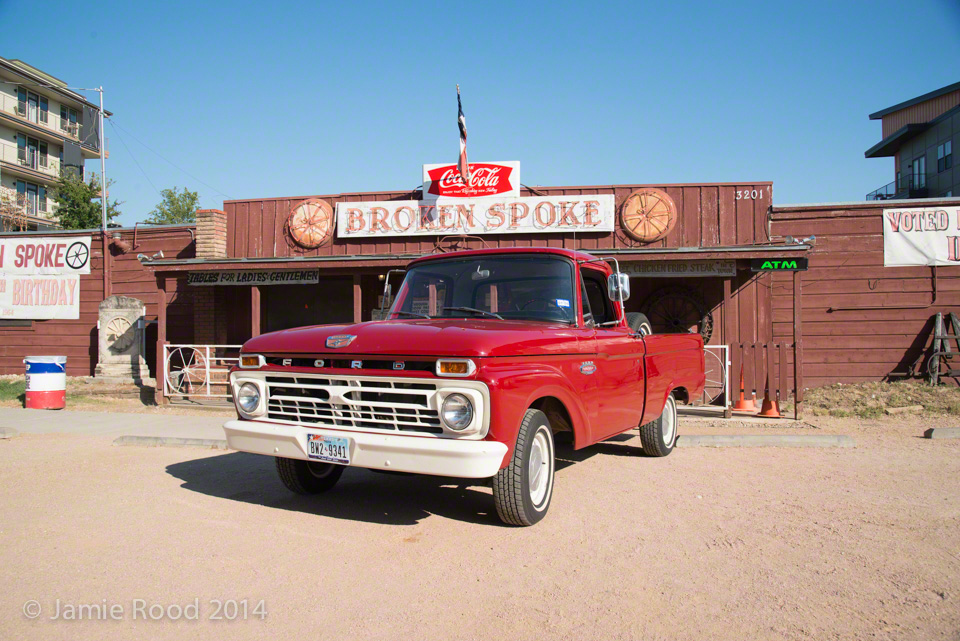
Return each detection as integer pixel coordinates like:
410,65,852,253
0,56,109,230
865,81,959,200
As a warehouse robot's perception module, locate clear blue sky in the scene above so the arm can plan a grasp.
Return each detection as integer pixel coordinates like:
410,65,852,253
2,0,959,227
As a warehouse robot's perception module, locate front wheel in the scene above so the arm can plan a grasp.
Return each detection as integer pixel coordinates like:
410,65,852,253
639,393,678,457
492,409,555,526
275,457,344,494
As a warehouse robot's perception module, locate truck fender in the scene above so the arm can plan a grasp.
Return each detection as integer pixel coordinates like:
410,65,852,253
481,364,591,465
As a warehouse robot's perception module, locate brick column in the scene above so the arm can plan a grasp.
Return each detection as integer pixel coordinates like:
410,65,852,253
193,209,227,345
195,209,227,259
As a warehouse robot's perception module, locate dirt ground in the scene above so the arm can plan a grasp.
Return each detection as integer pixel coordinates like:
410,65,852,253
0,414,958,641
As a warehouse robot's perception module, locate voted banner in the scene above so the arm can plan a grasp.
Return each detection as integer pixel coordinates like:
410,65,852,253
883,206,960,266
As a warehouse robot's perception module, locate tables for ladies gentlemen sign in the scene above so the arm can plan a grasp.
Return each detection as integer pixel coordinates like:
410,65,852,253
884,206,960,266
0,236,90,319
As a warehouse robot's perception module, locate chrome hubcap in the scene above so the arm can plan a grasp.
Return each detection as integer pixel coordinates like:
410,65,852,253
662,398,676,446
528,429,551,507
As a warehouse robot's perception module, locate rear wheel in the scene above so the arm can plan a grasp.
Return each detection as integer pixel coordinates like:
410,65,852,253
275,457,344,494
639,393,678,457
492,409,555,526
626,312,652,335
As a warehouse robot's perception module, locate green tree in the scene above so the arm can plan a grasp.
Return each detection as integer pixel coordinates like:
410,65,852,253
145,187,200,225
52,171,122,230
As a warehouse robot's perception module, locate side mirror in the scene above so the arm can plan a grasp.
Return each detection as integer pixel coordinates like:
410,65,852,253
379,269,405,317
607,272,630,302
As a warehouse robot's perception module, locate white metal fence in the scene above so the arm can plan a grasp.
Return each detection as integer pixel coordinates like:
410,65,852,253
702,344,730,410
162,344,242,399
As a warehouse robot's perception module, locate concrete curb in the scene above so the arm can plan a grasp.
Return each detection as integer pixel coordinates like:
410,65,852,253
113,435,228,449
677,434,855,448
924,427,960,439
0,427,18,439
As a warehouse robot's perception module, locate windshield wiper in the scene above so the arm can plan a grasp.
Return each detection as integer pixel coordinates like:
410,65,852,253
441,306,504,320
394,310,431,319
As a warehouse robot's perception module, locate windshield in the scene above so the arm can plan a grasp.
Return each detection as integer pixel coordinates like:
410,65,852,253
389,255,576,324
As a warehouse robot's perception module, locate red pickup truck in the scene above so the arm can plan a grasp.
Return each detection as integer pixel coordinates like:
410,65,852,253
225,247,705,525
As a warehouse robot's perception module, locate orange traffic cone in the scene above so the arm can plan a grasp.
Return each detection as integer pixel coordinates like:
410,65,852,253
758,390,781,418
732,365,757,412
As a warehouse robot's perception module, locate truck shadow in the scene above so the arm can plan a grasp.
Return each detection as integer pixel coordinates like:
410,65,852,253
165,434,640,527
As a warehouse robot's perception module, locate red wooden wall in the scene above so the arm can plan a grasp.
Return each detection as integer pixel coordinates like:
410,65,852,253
224,181,774,348
771,199,960,388
0,227,195,377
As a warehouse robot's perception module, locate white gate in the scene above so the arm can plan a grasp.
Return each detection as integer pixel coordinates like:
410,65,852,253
163,344,242,399
702,344,730,410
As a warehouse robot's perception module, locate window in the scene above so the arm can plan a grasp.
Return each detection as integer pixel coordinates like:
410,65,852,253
16,135,40,170
15,180,42,217
39,141,48,168
938,141,953,173
59,105,78,136
581,269,613,326
392,256,576,324
39,96,48,124
913,155,926,188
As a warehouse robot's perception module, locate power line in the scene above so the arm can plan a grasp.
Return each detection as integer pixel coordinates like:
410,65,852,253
106,119,162,200
107,118,232,200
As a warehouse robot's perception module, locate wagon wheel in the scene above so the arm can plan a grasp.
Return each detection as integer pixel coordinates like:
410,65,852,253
620,188,678,243
287,198,334,249
643,287,714,343
927,351,958,385
165,347,208,395
701,349,727,405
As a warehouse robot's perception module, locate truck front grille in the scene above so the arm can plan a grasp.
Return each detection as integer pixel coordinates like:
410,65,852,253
264,374,443,434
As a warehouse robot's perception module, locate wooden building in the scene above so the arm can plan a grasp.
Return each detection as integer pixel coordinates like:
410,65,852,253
3,177,957,415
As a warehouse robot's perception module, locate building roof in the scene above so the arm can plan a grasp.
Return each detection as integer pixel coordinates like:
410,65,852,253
869,81,960,120
0,56,113,116
865,103,960,158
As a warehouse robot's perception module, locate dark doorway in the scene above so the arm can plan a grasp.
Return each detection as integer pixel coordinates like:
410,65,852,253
262,278,354,333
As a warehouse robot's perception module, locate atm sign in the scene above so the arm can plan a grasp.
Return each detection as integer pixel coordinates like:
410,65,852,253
750,258,808,272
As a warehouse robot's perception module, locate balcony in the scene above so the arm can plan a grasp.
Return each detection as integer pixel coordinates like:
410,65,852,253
0,186,52,223
0,143,62,182
0,92,91,147
866,174,931,201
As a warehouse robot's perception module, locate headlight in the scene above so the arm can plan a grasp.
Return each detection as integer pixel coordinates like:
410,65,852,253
237,382,261,414
441,393,473,431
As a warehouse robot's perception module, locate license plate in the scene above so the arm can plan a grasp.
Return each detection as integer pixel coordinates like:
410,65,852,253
306,434,350,465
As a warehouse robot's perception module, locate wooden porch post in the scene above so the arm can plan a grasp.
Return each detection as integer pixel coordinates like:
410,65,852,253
353,274,362,324
723,276,733,418
154,275,167,405
251,285,261,337
793,270,803,420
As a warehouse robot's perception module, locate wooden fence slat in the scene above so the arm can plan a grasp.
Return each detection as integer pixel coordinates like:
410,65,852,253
779,342,788,402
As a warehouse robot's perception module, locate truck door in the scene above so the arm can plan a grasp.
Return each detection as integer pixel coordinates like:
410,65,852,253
580,266,646,443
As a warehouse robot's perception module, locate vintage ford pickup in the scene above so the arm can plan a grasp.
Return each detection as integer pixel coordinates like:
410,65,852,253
225,248,705,525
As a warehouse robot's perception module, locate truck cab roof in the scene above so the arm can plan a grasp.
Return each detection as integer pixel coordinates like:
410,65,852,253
407,247,605,270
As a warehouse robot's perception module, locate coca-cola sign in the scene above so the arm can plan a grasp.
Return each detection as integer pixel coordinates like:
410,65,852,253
423,161,520,199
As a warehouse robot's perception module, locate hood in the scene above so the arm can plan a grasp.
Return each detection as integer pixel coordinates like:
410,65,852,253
241,319,582,358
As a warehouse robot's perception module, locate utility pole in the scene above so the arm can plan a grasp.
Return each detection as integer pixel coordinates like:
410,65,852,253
98,86,106,232
96,86,110,298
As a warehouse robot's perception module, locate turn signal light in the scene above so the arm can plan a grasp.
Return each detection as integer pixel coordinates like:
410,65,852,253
436,359,476,377
239,354,263,369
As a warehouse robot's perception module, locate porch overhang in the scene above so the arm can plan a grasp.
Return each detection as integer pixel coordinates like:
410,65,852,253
142,242,812,274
